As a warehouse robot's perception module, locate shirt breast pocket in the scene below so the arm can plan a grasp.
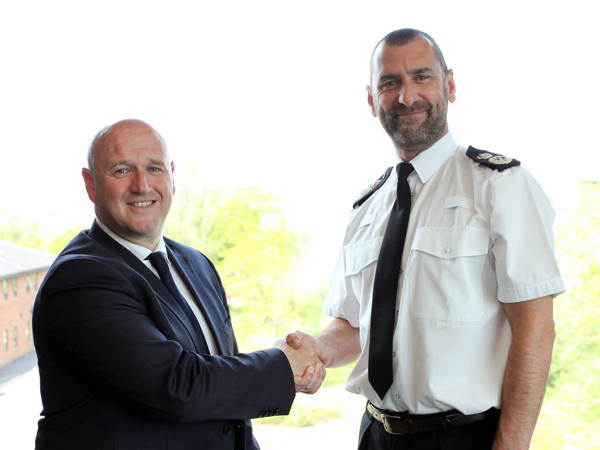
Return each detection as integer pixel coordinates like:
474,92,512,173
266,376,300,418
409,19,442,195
406,227,489,321
344,237,383,307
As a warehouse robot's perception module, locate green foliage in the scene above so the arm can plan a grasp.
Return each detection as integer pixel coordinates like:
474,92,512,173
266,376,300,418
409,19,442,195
253,404,342,428
322,364,356,389
532,403,600,450
165,184,329,352
548,183,600,416
0,207,48,250
0,206,87,254
165,186,221,261
532,182,600,449
48,226,87,255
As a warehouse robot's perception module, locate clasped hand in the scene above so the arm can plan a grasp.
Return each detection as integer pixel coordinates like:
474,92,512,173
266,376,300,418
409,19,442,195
273,331,328,394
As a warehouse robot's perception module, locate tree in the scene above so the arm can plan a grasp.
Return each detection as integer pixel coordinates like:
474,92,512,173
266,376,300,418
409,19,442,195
165,186,221,262
549,182,600,418
532,182,600,449
165,184,327,351
0,207,47,250
48,227,87,255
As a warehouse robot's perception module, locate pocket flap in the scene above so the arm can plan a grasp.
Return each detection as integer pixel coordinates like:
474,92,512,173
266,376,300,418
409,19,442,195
344,237,383,276
358,212,377,229
411,227,489,259
444,196,473,209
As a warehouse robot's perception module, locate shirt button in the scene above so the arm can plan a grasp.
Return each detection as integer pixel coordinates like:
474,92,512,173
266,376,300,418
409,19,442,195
444,247,452,254
411,191,414,197
399,268,403,274
223,425,233,435
392,352,395,357
395,393,400,399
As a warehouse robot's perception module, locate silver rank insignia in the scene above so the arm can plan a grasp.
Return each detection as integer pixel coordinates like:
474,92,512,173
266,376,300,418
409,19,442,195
353,166,394,209
466,146,520,172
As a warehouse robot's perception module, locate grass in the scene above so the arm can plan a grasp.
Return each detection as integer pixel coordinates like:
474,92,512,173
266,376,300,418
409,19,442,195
253,404,342,428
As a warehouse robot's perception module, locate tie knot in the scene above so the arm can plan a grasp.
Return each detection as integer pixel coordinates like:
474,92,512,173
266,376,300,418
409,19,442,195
397,163,414,181
146,252,170,275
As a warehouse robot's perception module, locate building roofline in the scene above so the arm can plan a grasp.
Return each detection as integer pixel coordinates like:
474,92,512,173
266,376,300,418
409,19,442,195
0,240,56,279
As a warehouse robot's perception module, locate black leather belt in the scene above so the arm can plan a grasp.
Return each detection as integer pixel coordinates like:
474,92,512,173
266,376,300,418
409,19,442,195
366,401,500,435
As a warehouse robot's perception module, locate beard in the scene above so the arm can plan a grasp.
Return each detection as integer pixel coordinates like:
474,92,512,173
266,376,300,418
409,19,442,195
377,93,449,153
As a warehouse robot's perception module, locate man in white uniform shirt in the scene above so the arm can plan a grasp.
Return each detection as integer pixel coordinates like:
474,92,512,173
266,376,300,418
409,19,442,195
287,28,564,449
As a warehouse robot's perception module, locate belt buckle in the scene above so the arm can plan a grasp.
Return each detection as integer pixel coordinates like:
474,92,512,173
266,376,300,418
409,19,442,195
381,413,414,435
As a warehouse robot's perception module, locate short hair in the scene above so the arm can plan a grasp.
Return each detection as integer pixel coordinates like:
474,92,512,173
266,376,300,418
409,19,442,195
370,28,448,84
87,119,168,172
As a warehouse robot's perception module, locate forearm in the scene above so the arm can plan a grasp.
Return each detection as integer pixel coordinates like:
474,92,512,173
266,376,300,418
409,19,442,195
493,300,556,449
314,318,361,368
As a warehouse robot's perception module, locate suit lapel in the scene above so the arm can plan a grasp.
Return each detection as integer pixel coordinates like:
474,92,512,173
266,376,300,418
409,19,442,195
88,222,204,352
166,244,228,355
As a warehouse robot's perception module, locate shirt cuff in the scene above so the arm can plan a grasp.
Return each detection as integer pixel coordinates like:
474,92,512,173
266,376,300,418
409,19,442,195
498,276,566,303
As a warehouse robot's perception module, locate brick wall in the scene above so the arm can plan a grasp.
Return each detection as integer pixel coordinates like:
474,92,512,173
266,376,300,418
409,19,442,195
0,270,47,368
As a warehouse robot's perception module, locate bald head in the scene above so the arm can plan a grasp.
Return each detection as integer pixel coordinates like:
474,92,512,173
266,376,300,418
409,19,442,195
370,28,448,88
82,118,175,250
87,119,168,174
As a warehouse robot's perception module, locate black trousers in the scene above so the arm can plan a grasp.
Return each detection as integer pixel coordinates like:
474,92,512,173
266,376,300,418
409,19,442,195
357,408,500,450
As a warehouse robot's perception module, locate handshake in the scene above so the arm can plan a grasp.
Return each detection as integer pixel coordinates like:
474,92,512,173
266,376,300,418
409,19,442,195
273,330,327,395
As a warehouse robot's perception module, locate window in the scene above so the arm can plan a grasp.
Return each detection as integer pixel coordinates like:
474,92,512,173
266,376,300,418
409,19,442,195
3,329,7,351
26,275,31,293
26,321,31,341
2,279,7,300
13,326,17,347
12,277,17,297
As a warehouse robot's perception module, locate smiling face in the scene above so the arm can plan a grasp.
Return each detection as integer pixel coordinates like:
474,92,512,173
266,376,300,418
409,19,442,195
368,36,456,160
82,120,175,250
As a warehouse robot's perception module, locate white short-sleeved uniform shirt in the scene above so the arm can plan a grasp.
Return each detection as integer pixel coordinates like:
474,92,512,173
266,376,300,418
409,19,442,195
323,132,565,415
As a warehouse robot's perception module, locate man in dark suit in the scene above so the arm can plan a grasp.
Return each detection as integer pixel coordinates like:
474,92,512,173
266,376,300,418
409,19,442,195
32,119,325,450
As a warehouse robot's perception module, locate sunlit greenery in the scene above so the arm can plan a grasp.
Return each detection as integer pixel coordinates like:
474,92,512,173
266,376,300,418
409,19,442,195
254,404,342,428
0,208,48,251
165,184,328,351
531,182,600,450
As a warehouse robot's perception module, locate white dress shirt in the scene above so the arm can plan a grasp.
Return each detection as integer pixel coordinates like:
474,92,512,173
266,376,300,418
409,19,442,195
323,132,565,414
96,220,219,355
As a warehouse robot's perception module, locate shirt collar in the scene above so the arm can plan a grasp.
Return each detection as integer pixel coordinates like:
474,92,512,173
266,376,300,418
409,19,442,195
95,219,169,264
394,131,458,184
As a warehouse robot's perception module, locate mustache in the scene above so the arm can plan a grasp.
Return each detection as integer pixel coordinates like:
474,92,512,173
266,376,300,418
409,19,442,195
391,101,432,117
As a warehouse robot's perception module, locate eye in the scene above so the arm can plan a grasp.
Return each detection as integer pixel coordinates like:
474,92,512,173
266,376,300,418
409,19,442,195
381,80,399,90
414,74,433,83
113,168,129,177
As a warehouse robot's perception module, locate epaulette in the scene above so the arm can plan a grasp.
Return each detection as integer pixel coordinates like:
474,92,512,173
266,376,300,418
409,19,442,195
467,146,520,172
353,166,393,209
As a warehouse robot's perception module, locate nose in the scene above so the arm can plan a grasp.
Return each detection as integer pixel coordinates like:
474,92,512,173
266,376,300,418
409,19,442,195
130,170,151,193
398,82,418,107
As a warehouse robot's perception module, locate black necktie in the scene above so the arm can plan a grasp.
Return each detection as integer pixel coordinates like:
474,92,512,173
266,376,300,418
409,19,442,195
368,162,414,400
146,252,209,353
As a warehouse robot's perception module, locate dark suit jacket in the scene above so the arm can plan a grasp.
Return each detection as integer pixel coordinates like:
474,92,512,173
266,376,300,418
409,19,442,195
33,222,295,450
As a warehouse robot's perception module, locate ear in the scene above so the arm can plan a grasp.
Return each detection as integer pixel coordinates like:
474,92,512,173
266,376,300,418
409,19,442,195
446,69,456,104
367,85,377,117
82,168,97,205
170,161,176,195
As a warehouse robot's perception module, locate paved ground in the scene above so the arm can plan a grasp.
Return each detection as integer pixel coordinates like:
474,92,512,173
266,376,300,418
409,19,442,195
0,353,43,450
253,383,366,449
0,352,365,449
0,351,38,387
